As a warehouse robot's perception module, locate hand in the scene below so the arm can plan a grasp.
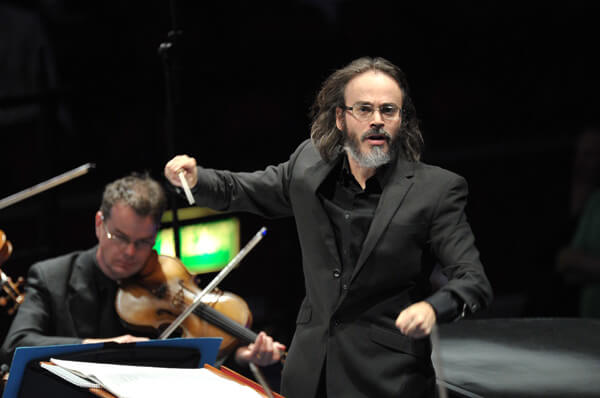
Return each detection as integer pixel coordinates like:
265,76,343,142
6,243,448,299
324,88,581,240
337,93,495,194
395,301,437,338
164,155,198,188
82,334,149,344
235,331,287,367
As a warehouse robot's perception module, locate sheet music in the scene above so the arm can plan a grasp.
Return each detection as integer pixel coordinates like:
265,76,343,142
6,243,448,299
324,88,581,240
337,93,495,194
49,358,263,398
40,362,101,388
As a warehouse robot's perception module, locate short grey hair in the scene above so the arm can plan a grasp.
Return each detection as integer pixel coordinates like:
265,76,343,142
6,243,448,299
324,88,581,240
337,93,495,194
100,172,167,226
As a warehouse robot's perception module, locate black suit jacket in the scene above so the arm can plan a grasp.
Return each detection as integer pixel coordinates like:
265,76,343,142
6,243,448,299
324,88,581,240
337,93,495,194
189,139,493,398
1,246,127,362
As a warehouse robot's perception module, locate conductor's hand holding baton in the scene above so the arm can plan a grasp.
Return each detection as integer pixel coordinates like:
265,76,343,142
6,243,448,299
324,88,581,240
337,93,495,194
164,155,198,205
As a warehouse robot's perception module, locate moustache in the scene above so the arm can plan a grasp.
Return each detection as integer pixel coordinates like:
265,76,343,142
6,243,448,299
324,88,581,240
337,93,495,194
360,128,392,142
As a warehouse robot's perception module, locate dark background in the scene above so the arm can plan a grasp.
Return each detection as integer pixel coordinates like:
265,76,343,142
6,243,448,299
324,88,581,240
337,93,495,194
2,0,600,348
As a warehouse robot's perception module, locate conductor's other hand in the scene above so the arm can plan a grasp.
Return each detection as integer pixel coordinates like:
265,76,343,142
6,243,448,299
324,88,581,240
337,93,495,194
395,301,437,338
235,331,287,367
165,155,198,188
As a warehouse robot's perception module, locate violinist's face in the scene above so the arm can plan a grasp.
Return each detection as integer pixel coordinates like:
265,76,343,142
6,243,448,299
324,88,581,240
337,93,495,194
95,202,158,280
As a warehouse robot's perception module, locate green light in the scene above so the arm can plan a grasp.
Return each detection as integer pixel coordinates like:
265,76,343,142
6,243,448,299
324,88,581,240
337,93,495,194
154,217,240,274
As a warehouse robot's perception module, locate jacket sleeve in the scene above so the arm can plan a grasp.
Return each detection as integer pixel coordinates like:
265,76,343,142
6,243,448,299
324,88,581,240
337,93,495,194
425,174,493,320
1,263,82,362
189,140,310,218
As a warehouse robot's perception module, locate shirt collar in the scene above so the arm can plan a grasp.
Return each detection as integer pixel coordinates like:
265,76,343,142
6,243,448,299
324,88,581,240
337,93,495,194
340,155,391,192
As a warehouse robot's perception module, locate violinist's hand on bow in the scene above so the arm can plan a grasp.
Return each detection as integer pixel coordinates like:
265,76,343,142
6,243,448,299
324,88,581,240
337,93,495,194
395,301,437,338
164,155,198,188
82,334,149,344
235,331,287,367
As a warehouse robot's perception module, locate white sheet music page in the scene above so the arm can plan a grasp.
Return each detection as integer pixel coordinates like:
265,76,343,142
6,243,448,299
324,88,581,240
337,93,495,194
49,358,263,398
40,362,101,389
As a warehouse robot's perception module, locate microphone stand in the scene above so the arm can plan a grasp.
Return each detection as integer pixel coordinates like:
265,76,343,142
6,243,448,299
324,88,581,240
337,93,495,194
156,11,275,391
158,0,184,258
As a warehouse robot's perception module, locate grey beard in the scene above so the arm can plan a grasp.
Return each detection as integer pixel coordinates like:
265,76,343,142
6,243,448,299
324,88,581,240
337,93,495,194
343,127,395,168
344,143,391,168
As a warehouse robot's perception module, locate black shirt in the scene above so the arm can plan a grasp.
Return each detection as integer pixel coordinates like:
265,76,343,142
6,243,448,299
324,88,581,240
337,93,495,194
92,259,129,338
320,157,387,269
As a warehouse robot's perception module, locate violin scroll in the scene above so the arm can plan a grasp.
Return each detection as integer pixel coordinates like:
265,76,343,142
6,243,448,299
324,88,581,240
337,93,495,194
0,229,25,315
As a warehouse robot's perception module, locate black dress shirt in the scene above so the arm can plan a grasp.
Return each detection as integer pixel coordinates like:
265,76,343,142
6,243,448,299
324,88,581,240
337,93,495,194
319,157,387,284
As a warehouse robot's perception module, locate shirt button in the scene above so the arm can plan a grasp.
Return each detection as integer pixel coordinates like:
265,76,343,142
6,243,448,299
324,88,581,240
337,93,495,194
342,284,348,291
333,269,341,278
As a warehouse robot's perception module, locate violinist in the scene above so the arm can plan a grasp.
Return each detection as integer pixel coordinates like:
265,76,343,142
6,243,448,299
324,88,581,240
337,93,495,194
1,172,285,368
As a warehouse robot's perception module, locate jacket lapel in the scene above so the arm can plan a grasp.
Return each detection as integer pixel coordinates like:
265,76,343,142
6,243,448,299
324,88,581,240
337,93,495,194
306,156,343,269
351,158,415,282
67,248,100,337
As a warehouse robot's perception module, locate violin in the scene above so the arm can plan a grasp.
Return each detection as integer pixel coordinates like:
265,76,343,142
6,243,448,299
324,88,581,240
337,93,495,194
115,251,264,361
0,230,24,315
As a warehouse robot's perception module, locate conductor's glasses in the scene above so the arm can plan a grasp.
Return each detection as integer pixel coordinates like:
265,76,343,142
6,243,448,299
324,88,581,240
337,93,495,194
342,102,402,122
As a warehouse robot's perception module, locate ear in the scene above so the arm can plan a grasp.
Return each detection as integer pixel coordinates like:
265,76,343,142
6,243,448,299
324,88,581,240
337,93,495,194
95,211,103,239
335,107,344,131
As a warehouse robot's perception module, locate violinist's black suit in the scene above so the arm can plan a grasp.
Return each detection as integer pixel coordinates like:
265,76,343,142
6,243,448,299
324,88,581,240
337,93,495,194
1,246,128,361
188,139,493,398
0,247,260,376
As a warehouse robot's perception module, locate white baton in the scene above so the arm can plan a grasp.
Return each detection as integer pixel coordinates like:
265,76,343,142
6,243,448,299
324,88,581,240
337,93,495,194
177,170,196,205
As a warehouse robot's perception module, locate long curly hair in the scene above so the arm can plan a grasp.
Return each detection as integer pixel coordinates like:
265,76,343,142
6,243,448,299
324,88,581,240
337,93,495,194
310,57,423,162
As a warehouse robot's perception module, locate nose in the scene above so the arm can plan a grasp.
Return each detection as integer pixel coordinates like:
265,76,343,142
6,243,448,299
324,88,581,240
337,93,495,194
124,242,137,257
370,109,385,126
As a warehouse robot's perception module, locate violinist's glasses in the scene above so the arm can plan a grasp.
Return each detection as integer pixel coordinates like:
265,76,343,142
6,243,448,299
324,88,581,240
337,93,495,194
100,216,155,250
341,102,402,122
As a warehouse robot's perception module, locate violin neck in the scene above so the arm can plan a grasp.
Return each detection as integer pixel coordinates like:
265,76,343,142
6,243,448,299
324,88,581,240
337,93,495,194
193,303,257,345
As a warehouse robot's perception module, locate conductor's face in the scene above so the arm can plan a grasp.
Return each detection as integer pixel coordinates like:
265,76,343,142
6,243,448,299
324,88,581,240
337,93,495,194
95,202,158,280
336,70,404,168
